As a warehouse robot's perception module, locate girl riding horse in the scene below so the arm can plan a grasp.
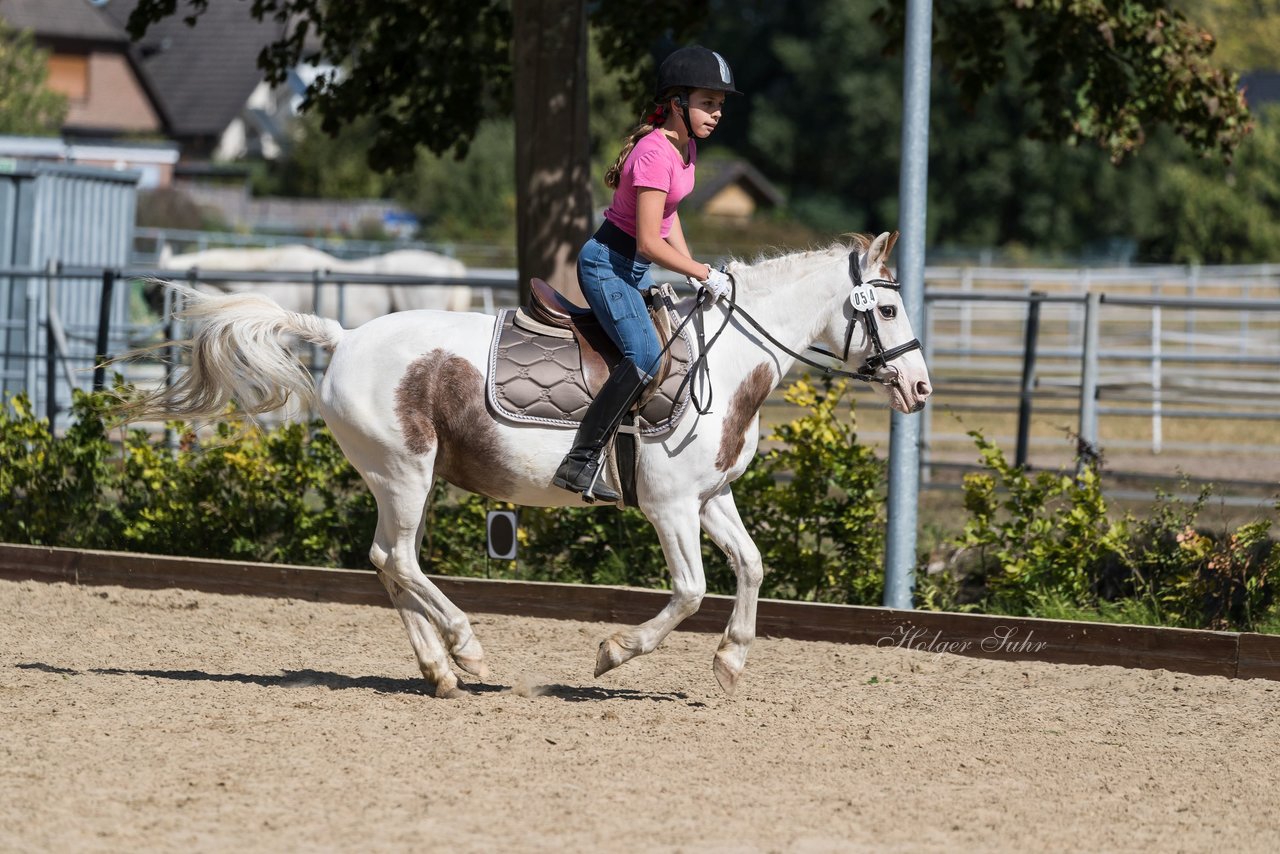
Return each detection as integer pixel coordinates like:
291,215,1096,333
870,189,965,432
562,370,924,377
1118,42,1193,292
553,45,740,503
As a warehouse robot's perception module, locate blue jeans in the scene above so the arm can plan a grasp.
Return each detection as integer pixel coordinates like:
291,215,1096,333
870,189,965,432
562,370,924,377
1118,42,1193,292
577,237,661,377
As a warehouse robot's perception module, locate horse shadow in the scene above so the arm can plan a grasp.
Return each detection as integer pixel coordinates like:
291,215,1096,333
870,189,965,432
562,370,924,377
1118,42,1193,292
14,662,699,704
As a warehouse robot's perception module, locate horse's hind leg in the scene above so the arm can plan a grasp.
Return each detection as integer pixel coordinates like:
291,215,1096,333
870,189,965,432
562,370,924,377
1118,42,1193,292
595,501,706,677
399,501,483,681
365,455,483,697
374,570,464,698
699,487,763,696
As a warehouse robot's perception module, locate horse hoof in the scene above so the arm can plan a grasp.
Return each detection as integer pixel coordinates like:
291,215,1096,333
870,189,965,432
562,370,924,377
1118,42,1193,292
433,675,468,700
713,652,742,696
594,637,625,677
452,636,489,679
456,658,490,681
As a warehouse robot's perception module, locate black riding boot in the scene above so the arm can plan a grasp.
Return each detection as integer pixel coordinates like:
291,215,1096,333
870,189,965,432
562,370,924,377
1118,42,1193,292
552,358,651,502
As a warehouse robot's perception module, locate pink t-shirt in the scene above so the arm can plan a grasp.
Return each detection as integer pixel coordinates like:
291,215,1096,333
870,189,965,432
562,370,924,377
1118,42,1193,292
603,129,696,240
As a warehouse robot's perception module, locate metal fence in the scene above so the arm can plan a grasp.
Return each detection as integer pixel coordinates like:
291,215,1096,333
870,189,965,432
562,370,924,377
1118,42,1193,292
916,266,1280,503
5,258,1280,499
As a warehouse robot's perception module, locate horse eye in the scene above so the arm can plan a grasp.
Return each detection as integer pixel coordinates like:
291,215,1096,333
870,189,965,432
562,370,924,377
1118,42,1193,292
878,305,897,319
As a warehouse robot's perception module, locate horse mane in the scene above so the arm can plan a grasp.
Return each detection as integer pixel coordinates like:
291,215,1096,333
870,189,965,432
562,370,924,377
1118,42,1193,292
839,233,874,253
728,238,864,295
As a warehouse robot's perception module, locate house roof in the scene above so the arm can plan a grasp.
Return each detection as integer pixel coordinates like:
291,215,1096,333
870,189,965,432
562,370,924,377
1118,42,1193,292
101,0,285,138
686,158,786,211
0,0,126,45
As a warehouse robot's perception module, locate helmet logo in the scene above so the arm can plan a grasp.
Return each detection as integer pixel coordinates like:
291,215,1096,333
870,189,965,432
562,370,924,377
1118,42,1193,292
712,51,732,85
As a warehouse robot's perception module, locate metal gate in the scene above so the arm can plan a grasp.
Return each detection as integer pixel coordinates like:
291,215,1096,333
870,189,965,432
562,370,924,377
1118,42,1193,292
0,162,138,429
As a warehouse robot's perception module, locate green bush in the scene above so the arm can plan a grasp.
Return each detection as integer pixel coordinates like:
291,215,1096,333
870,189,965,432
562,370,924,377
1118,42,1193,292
114,418,378,568
0,392,120,549
1125,486,1278,631
947,431,1279,632
957,430,1128,614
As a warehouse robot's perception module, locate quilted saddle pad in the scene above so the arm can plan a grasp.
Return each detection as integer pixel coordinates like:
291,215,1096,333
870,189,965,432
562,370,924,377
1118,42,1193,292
485,295,695,437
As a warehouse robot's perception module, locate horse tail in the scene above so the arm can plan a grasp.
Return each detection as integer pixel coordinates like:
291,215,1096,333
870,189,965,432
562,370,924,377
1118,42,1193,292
122,282,346,421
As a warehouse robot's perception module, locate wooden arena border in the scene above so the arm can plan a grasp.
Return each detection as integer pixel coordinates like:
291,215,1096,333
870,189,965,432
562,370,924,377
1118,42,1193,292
3,543,1278,682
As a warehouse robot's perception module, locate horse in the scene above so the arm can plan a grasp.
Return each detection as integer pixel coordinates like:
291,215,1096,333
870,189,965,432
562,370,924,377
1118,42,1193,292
156,244,471,328
127,231,931,697
334,249,472,314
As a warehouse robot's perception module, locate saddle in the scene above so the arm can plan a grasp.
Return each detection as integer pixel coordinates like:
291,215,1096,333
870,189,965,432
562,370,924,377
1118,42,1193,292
485,278,695,437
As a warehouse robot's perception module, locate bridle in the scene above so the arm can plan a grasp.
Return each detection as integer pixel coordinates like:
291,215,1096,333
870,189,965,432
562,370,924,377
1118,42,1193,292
658,250,924,417
715,252,923,386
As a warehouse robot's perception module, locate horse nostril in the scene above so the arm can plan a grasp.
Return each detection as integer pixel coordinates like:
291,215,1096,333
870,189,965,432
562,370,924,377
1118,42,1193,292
916,380,932,398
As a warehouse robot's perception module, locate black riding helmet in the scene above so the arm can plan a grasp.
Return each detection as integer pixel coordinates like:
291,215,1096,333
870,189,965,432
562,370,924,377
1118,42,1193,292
657,45,741,96
655,46,740,140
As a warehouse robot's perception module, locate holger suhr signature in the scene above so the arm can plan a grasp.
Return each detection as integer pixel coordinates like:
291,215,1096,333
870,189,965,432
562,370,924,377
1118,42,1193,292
876,625,1049,655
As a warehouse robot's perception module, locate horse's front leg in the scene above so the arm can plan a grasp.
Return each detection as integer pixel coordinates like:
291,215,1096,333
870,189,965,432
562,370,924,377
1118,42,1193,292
595,500,706,678
699,486,763,695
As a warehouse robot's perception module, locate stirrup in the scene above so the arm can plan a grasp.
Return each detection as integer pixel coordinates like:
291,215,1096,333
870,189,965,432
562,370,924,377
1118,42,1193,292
552,454,620,504
581,463,619,504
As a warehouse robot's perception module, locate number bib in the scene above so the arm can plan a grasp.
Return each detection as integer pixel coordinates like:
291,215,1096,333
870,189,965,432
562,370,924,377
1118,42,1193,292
849,282,878,311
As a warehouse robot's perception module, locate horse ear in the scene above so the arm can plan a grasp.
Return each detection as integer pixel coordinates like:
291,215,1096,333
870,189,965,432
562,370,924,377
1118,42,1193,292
885,231,900,261
867,232,891,267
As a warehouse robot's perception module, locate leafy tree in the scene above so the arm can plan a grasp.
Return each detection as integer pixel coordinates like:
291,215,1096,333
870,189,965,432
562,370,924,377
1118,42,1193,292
123,0,1250,292
1177,0,1280,72
921,33,1169,256
398,119,517,241
703,0,1269,261
0,18,68,135
876,0,1251,164
1138,105,1280,262
264,111,395,200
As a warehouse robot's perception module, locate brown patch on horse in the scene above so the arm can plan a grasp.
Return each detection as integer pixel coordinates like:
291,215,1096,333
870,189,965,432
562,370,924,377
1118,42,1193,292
716,363,775,472
395,349,517,498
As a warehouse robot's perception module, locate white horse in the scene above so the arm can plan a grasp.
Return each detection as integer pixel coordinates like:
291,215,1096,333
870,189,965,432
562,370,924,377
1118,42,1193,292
335,249,472,314
129,232,931,697
160,245,471,327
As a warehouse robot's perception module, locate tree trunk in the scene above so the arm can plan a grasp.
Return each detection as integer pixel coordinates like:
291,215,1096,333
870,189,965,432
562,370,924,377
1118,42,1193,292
513,0,593,307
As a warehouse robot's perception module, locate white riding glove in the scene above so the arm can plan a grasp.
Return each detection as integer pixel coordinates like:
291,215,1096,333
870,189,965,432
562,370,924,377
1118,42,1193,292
700,266,731,304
